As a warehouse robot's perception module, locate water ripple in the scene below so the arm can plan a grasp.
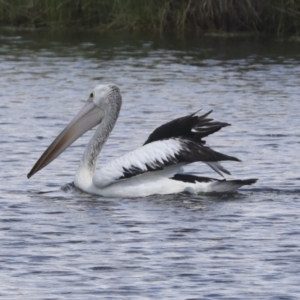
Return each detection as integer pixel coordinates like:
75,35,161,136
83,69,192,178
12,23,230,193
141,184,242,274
1,29,300,299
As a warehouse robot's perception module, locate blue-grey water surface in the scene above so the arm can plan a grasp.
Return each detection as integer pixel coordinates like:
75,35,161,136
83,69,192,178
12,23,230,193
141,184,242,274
1,29,300,299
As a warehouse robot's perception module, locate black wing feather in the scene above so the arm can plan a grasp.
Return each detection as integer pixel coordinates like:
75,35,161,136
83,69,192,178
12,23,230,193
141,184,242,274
171,174,258,186
143,110,230,145
179,139,240,163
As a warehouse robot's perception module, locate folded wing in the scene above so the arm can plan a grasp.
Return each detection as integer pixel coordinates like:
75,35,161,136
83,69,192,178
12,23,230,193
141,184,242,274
93,135,239,188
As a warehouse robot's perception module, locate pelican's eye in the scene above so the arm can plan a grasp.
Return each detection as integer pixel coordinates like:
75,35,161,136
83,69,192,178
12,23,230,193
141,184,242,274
89,92,94,101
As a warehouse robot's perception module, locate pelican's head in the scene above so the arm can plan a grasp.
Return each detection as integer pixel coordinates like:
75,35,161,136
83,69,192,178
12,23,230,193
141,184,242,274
89,84,122,116
27,84,121,178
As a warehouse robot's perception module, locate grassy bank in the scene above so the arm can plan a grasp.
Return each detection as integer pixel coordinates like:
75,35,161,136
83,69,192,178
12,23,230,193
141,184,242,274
1,0,300,35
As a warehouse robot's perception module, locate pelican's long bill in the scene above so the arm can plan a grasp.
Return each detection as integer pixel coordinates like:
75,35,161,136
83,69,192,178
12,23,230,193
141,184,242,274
27,100,104,178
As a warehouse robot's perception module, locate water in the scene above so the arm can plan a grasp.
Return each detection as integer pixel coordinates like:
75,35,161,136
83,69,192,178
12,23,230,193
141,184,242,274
1,29,300,299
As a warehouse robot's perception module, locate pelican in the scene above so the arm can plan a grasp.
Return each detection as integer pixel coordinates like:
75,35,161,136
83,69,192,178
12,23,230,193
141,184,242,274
27,84,257,197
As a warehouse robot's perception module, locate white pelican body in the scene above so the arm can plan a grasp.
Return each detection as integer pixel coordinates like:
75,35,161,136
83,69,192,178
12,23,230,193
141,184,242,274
28,84,257,197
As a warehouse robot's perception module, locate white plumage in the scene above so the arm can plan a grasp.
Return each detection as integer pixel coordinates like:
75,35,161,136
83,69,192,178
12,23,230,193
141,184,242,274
93,139,182,188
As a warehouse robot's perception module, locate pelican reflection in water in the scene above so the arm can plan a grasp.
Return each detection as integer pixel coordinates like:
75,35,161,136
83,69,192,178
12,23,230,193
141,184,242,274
28,84,257,197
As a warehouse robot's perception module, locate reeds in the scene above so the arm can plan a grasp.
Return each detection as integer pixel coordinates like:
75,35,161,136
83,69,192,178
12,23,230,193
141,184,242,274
1,0,299,35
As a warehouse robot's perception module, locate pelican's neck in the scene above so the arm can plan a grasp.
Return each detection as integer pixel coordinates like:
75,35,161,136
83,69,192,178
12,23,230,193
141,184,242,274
75,109,119,188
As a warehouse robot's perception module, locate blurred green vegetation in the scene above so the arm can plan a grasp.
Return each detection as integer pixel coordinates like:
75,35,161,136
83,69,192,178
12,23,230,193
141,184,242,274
0,0,299,35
